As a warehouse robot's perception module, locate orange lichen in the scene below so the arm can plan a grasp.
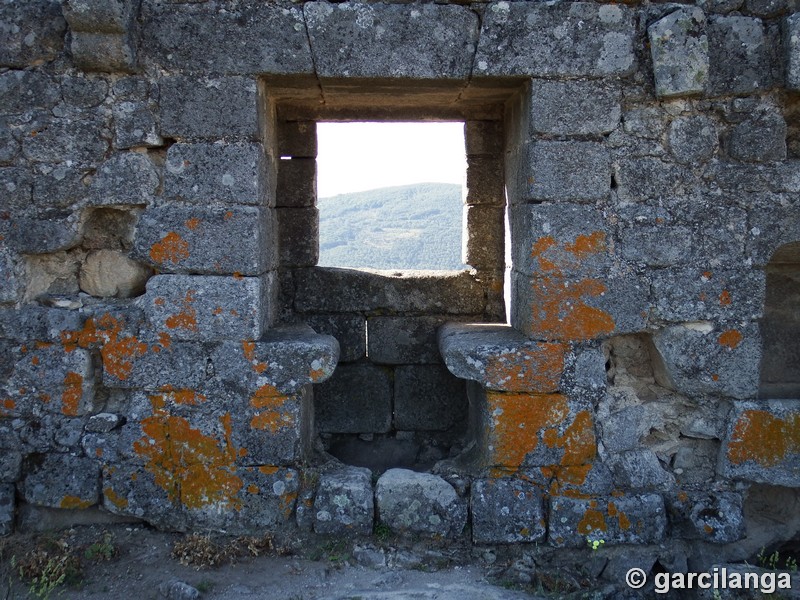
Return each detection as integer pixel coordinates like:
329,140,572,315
62,314,148,381
718,329,743,350
727,410,800,468
577,501,607,534
185,218,201,230
719,290,732,306
103,487,129,510
247,484,260,495
259,466,279,475
152,388,207,407
484,344,567,393
242,341,267,373
133,412,243,510
149,232,190,265
165,290,198,332
60,496,93,510
61,372,83,416
250,386,294,433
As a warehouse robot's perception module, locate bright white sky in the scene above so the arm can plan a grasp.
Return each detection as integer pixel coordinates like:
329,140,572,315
316,122,467,198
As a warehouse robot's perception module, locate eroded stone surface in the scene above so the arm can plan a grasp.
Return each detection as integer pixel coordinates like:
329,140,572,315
471,478,545,544
313,466,374,535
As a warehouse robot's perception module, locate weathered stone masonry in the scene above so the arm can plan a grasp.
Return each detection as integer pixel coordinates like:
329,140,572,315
1,0,800,569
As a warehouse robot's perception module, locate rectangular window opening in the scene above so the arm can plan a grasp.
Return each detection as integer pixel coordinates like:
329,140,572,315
316,121,467,271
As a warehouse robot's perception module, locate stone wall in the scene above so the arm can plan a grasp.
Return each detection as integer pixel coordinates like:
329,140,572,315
1,0,800,570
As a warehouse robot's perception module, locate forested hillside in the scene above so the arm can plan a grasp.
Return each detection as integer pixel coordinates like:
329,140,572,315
317,182,464,270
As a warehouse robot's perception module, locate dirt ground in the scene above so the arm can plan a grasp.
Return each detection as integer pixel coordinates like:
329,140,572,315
0,523,566,600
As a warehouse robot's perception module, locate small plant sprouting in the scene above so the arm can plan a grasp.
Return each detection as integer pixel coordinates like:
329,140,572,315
587,538,605,551
84,531,116,562
374,522,392,544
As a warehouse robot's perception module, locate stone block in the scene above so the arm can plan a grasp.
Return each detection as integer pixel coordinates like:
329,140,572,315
210,325,339,395
747,203,800,266
133,204,275,276
277,158,316,207
394,365,466,432
439,323,567,393
0,0,66,68
63,0,136,34
113,101,163,149
651,267,765,323
0,305,86,342
314,363,392,434
142,274,273,342
614,157,690,203
313,466,374,536
648,7,709,98
100,341,208,390
0,484,12,535
305,2,478,80
667,491,746,543
164,142,268,206
375,469,466,538
786,13,800,91
465,121,503,157
0,451,22,483
22,116,109,166
474,390,596,473
474,3,635,78
608,449,675,491
86,413,122,433
70,31,137,73
305,314,366,363
368,316,451,365
463,205,504,270
0,71,61,114
277,208,319,267
471,478,546,544
102,463,187,531
79,250,151,298
5,214,83,255
22,454,100,509
277,122,316,158
159,76,259,140
295,268,486,315
727,113,787,162
617,224,696,268
519,141,610,203
720,401,800,486
464,157,504,206
669,116,718,164
5,345,94,417
529,80,621,136
0,248,20,304
88,152,160,206
142,1,313,75
511,271,650,342
31,165,92,210
708,16,773,96
548,494,667,547
651,322,761,400
510,203,611,278
0,167,33,212
62,75,109,108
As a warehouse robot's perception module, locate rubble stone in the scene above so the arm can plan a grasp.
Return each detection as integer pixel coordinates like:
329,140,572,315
313,466,374,536
471,478,546,544
648,7,709,98
22,454,100,509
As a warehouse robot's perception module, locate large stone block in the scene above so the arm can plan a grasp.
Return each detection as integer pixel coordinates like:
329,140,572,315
133,204,275,276
305,314,366,363
512,271,650,342
439,323,567,394
70,31,137,73
100,341,208,390
708,16,773,96
464,157,504,206
528,80,621,136
474,3,635,78
314,363,392,434
667,491,746,544
368,316,451,365
0,71,61,115
22,116,109,166
651,268,765,323
651,322,761,400
727,112,787,163
88,152,160,206
746,203,800,266
277,158,316,208
510,203,611,278
0,0,66,68
313,466,374,536
102,463,188,531
607,449,675,491
4,213,83,255
277,207,319,268
295,268,486,315
210,325,339,394
305,2,478,80
668,116,718,164
277,122,316,159
549,494,667,547
159,76,259,140
22,454,100,510
63,0,137,34
394,365,466,432
462,205,504,270
113,101,162,149
376,469,466,538
142,0,313,75
518,141,610,203
613,157,690,203
720,401,800,486
648,7,709,98
164,142,268,206
617,224,696,268
473,389,596,473
142,274,273,341
471,478,545,544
